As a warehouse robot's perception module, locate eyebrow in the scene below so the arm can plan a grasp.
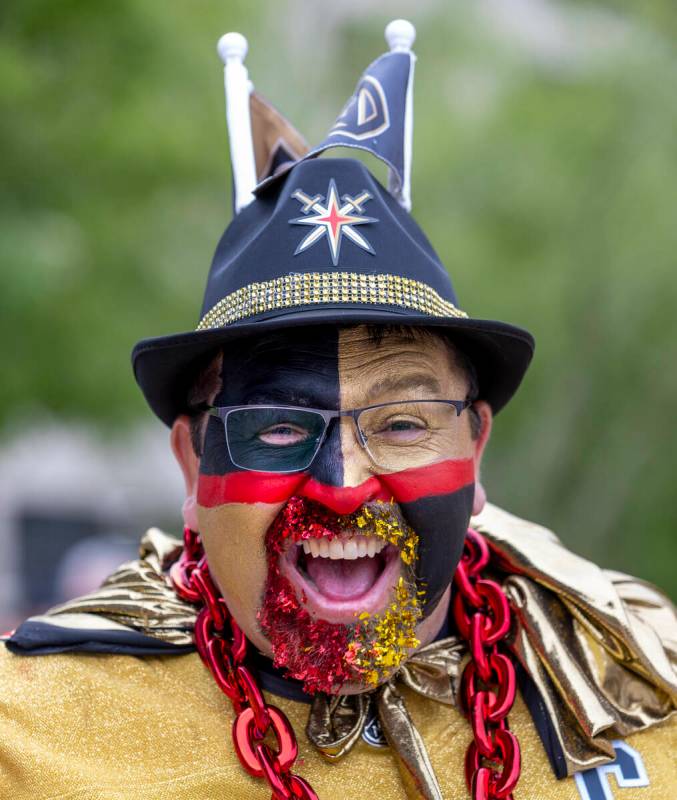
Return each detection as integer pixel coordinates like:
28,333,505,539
366,373,442,398
243,389,316,407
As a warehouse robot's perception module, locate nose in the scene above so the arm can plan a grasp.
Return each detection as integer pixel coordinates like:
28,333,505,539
298,416,386,514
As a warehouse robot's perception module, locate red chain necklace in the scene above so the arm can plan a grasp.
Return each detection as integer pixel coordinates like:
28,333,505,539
453,528,521,800
170,526,521,800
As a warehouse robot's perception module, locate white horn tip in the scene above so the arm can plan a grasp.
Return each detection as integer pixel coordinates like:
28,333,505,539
217,32,248,64
385,19,416,52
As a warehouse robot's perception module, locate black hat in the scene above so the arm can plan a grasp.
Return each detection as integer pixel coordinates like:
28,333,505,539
132,156,534,426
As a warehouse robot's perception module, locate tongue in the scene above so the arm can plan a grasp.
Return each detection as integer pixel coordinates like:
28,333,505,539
305,554,382,600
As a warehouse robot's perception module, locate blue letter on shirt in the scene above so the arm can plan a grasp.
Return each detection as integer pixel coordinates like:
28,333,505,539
575,741,649,800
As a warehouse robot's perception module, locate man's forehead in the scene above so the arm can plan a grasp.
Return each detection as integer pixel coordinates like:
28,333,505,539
338,325,453,371
338,326,463,403
216,324,464,404
223,325,451,370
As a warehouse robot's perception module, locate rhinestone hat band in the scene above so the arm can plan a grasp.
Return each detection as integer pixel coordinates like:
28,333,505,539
196,271,468,331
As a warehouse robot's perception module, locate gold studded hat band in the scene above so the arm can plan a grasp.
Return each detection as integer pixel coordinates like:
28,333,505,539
196,272,468,331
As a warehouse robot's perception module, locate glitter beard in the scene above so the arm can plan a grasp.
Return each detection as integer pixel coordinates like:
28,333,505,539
258,497,423,694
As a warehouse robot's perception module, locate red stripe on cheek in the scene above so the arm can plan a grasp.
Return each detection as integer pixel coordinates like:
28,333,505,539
380,458,475,502
197,472,306,507
197,458,475,510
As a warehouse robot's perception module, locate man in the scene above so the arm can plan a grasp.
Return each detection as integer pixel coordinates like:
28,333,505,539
2,26,675,800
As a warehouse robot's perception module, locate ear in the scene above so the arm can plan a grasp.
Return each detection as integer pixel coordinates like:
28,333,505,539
170,414,201,531
470,400,493,516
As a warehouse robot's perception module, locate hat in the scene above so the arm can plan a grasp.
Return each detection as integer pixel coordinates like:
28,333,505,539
132,156,534,426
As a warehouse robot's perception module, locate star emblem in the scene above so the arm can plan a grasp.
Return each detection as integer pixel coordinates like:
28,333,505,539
289,179,378,266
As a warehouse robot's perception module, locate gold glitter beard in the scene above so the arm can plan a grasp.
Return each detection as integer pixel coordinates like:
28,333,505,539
345,502,423,687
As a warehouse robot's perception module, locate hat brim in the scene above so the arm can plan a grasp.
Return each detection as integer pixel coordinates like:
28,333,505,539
132,306,535,427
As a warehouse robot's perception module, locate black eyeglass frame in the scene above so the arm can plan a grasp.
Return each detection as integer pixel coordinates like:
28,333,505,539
207,399,472,474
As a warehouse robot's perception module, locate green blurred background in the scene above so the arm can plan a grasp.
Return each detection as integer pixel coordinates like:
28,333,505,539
1,0,675,599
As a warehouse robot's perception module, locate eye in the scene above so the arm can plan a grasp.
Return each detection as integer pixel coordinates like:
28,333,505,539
387,420,421,431
258,423,311,446
375,416,428,443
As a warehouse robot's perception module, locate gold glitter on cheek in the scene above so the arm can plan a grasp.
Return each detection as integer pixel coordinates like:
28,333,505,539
341,501,423,687
352,575,422,686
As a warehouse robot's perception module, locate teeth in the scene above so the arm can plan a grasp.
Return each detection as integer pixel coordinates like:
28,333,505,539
329,538,343,559
298,535,389,560
343,539,358,559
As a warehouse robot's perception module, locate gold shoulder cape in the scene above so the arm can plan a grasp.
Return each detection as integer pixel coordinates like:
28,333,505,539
9,503,676,780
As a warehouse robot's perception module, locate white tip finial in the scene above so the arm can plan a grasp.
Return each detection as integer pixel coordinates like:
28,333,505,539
217,31,248,64
217,31,256,212
385,19,416,52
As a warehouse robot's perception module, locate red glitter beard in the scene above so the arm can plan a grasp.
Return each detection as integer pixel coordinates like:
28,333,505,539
257,497,371,694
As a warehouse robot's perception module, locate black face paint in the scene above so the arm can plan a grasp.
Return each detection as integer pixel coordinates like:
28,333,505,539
399,486,475,611
200,326,342,486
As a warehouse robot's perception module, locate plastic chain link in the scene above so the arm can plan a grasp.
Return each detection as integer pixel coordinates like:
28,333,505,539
171,526,521,800
170,527,319,800
454,528,521,800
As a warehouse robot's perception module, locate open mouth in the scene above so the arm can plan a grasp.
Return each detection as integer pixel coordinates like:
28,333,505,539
280,534,402,624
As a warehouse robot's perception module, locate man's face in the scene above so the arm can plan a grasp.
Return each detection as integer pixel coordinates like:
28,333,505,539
191,325,488,694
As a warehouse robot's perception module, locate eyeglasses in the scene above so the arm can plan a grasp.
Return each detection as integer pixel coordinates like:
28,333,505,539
207,399,471,474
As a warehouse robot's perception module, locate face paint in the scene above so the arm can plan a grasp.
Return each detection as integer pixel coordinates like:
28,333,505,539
197,325,478,692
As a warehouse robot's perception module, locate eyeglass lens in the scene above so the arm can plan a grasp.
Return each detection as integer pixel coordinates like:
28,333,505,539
358,401,462,471
226,407,326,472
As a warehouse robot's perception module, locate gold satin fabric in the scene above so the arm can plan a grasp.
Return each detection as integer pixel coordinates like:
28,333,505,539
0,646,674,800
307,638,465,800
38,503,677,792
47,527,197,646
473,504,677,775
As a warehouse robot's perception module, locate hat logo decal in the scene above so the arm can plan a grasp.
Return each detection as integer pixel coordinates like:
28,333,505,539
327,76,390,140
289,179,378,266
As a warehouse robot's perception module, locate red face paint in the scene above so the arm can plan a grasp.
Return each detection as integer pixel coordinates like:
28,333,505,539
198,457,474,510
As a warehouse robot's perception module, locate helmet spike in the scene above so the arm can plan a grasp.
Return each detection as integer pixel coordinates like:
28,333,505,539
217,32,257,214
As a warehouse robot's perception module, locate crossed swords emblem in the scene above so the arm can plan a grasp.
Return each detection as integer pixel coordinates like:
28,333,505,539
292,188,372,214
288,179,378,266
